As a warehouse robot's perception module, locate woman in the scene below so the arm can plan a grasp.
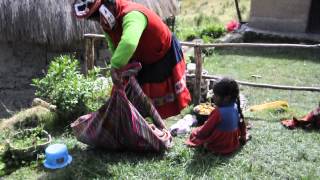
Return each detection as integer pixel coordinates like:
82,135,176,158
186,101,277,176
73,0,191,118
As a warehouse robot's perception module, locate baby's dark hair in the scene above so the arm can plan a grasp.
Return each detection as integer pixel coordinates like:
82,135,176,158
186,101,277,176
213,77,244,120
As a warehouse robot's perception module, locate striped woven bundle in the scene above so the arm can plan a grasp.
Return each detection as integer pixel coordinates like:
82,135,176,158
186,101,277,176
71,63,172,152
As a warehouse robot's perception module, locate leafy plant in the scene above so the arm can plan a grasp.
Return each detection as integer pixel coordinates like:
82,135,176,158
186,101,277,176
176,18,226,43
32,55,112,120
10,127,47,149
200,25,226,42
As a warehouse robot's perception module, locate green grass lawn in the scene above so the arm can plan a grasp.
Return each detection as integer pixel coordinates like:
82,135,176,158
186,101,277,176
203,48,320,113
1,47,320,179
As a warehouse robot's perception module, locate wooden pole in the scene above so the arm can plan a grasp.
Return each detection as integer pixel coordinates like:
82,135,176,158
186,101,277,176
84,33,105,38
84,37,95,75
193,45,202,105
234,0,243,23
84,38,89,75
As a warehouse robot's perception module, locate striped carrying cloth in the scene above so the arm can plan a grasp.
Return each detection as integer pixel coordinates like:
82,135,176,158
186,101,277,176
71,63,172,152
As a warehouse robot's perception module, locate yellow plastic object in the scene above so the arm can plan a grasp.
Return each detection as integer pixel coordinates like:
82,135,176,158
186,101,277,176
248,101,289,112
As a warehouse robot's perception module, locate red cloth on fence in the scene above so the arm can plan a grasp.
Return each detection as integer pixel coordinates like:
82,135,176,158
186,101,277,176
281,106,320,129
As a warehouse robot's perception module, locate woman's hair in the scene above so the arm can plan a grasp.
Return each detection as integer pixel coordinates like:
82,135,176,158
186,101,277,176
213,77,244,120
87,10,100,21
103,0,116,6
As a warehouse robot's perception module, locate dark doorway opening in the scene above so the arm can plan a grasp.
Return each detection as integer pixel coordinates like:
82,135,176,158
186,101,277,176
307,0,320,33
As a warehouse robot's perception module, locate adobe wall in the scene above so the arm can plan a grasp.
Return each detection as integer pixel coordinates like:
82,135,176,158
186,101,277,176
249,0,312,33
0,41,110,118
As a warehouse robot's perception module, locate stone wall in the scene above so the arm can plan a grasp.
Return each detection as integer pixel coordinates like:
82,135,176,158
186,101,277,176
0,41,110,118
249,0,312,33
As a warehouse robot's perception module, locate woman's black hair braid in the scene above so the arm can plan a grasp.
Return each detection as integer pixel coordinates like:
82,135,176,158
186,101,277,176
230,79,244,121
236,96,244,120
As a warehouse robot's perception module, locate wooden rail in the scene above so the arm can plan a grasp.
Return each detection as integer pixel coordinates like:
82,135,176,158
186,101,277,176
83,33,320,104
180,42,320,48
187,74,320,92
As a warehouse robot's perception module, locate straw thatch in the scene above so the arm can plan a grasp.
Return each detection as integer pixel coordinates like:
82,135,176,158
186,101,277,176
133,0,179,18
0,0,102,47
0,0,178,47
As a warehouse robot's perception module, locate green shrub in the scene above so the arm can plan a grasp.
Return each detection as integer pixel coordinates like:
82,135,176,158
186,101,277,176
175,15,226,43
200,25,226,43
185,33,199,41
32,55,112,120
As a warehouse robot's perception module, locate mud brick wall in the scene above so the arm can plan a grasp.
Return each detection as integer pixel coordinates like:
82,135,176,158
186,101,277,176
0,41,110,118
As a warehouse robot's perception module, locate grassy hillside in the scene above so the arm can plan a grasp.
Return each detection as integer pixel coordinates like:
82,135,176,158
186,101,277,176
179,0,251,24
175,0,251,41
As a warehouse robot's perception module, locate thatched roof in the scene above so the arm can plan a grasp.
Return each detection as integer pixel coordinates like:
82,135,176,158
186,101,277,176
0,0,102,47
133,0,179,18
0,0,179,47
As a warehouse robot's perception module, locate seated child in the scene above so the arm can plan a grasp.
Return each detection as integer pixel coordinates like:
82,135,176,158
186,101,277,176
185,77,247,155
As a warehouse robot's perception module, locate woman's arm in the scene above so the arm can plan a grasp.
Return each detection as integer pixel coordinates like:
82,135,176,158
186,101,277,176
110,11,147,69
104,33,115,53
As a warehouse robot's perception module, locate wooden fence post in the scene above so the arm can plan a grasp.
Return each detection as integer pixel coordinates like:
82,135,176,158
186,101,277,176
84,37,95,75
234,0,243,23
193,45,202,105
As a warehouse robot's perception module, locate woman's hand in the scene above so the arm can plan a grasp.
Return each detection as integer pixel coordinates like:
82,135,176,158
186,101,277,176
111,67,122,86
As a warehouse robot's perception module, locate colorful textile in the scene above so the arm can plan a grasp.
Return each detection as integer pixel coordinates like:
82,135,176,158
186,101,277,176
137,35,191,118
186,103,246,155
73,0,102,19
71,63,172,152
281,106,320,129
226,20,240,32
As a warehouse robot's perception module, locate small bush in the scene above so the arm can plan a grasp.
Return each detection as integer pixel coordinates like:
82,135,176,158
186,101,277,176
185,33,198,41
200,25,226,43
176,17,226,43
32,55,112,121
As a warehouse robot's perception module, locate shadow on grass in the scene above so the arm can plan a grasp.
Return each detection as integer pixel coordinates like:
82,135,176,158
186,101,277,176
185,146,243,177
0,148,43,177
44,119,73,137
37,145,166,179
